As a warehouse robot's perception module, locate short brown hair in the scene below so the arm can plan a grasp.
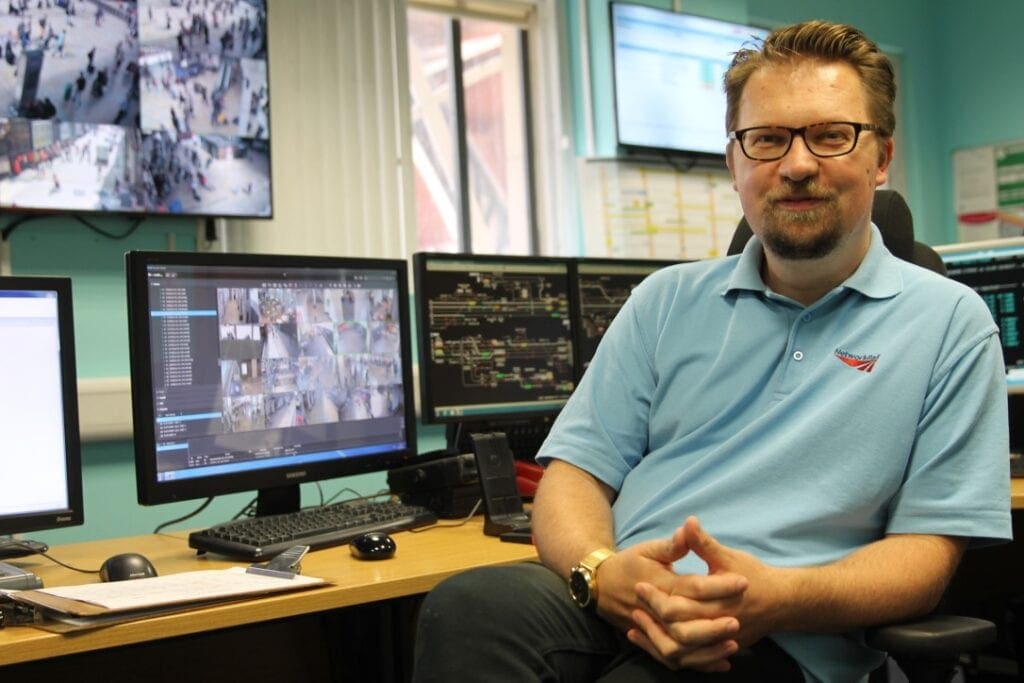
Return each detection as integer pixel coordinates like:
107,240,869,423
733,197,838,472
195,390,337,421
724,20,895,139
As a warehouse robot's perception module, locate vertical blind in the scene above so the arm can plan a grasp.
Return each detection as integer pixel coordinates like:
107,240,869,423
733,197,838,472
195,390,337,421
227,0,570,260
229,0,416,260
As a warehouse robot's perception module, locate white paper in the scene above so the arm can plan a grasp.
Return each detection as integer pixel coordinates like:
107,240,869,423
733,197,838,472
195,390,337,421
36,567,324,612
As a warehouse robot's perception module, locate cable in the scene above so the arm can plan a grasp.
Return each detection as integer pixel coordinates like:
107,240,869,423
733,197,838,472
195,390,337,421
408,498,483,533
321,487,392,507
1,212,147,242
0,540,101,573
232,497,258,520
35,550,101,575
72,214,147,240
0,214,48,241
152,497,214,534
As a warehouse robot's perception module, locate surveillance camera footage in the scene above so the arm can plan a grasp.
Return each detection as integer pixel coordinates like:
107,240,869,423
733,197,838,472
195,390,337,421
0,0,271,217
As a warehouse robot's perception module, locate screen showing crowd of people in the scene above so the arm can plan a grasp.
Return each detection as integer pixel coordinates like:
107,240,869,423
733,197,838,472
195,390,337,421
0,0,271,217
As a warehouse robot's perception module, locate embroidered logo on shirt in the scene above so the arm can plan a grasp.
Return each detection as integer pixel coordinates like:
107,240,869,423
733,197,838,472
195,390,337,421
834,348,879,373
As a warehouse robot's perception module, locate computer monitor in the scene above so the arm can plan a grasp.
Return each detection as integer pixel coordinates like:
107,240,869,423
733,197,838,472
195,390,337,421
938,238,1024,388
609,2,768,158
0,277,84,549
126,251,418,517
571,257,681,379
412,253,576,425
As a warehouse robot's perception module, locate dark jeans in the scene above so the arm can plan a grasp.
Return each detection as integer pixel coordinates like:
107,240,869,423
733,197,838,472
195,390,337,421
412,562,804,682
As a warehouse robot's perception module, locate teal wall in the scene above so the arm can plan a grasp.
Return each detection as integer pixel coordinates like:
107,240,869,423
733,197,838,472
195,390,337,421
3,216,446,545
934,2,1024,244
8,0,1024,546
9,217,196,378
570,0,1024,247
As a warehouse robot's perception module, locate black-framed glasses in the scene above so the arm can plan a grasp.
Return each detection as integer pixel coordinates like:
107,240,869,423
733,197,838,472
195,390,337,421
728,122,882,161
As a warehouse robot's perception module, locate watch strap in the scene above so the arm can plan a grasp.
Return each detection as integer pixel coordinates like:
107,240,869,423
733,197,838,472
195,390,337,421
579,547,615,573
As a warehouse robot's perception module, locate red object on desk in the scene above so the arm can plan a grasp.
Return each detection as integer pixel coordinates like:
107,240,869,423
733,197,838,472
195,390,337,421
515,461,544,498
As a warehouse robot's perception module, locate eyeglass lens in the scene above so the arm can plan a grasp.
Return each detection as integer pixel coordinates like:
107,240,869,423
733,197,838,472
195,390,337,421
741,123,859,160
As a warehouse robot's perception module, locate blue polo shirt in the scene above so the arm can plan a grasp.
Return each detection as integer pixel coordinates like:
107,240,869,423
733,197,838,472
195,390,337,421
538,226,1012,682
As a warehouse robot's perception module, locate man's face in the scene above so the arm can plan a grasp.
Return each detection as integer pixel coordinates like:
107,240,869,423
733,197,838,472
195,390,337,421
726,60,893,260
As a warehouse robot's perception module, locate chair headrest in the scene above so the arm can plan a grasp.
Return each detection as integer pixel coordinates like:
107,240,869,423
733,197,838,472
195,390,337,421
726,189,915,261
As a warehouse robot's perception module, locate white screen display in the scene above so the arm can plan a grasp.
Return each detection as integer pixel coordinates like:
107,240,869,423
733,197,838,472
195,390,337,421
611,4,768,156
0,292,70,517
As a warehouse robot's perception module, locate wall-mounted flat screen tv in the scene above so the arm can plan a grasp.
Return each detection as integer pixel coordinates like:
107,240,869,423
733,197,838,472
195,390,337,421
0,0,271,218
610,2,768,159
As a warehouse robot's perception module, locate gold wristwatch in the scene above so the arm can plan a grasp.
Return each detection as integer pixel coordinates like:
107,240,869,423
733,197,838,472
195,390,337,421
568,548,615,608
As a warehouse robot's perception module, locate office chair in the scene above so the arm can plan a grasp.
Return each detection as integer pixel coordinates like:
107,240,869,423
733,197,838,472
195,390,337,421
727,189,995,681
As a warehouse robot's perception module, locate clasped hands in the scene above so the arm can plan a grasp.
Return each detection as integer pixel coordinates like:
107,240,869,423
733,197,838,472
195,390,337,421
595,516,782,673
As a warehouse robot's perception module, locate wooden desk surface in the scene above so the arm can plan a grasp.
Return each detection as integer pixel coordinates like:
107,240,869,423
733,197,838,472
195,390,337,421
4,484,1019,668
0,519,537,667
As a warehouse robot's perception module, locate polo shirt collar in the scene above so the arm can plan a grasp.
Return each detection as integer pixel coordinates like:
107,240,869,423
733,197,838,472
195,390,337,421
724,223,901,300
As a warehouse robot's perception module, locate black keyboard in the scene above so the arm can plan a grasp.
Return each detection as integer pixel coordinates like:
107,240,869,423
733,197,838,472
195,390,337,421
188,499,438,560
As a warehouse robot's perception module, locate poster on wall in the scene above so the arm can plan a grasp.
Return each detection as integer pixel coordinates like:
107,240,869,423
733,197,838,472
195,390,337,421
578,160,743,260
953,140,1024,243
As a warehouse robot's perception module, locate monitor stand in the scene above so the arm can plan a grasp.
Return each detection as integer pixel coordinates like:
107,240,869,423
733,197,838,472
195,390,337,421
0,538,48,560
255,484,301,517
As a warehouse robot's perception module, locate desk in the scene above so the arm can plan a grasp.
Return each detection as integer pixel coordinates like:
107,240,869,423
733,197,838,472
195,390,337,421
0,519,536,679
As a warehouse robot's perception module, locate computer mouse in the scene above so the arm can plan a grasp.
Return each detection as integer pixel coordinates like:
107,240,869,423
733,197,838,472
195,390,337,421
349,531,396,560
99,553,158,582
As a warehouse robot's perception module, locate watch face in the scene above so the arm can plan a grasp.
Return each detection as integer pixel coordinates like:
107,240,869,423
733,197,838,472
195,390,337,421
569,569,591,607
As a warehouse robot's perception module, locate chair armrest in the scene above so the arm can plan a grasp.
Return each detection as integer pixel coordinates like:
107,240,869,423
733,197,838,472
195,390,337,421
865,615,996,659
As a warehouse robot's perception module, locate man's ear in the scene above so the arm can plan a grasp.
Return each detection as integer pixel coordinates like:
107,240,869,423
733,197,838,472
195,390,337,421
726,142,738,191
875,136,894,187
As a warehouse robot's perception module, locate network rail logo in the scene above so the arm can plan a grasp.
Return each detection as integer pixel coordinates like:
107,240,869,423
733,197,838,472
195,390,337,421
834,348,879,373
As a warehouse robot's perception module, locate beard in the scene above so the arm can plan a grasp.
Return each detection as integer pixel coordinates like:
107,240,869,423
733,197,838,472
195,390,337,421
757,184,846,260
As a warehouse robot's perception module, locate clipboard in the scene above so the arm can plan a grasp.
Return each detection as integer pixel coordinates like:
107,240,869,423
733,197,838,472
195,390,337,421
7,567,329,632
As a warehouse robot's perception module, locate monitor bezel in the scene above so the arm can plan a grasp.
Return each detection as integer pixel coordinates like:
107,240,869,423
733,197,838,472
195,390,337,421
126,250,419,507
412,251,577,425
0,275,84,535
608,1,768,161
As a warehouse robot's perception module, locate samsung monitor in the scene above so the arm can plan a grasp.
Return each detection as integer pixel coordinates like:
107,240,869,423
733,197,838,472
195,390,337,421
0,276,84,549
938,238,1024,388
609,2,768,158
571,257,680,378
413,252,576,425
126,251,417,516
0,0,271,218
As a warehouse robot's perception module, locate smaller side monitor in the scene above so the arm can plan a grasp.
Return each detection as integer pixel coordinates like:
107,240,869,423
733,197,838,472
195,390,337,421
940,240,1024,387
0,276,84,538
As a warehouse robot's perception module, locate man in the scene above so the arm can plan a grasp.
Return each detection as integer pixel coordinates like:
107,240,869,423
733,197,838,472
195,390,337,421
412,20,1011,682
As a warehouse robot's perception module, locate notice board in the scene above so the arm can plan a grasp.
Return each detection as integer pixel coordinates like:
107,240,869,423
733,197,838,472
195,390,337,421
953,140,1024,242
578,159,743,260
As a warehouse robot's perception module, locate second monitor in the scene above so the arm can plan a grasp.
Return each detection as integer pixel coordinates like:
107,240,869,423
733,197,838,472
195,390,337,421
572,257,683,378
413,252,680,460
413,253,577,424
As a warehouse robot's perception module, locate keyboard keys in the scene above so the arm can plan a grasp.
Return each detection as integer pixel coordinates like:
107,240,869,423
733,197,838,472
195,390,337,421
188,500,437,560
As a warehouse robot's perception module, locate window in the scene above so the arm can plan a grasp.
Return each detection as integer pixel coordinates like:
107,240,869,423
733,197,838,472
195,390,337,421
406,5,535,254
